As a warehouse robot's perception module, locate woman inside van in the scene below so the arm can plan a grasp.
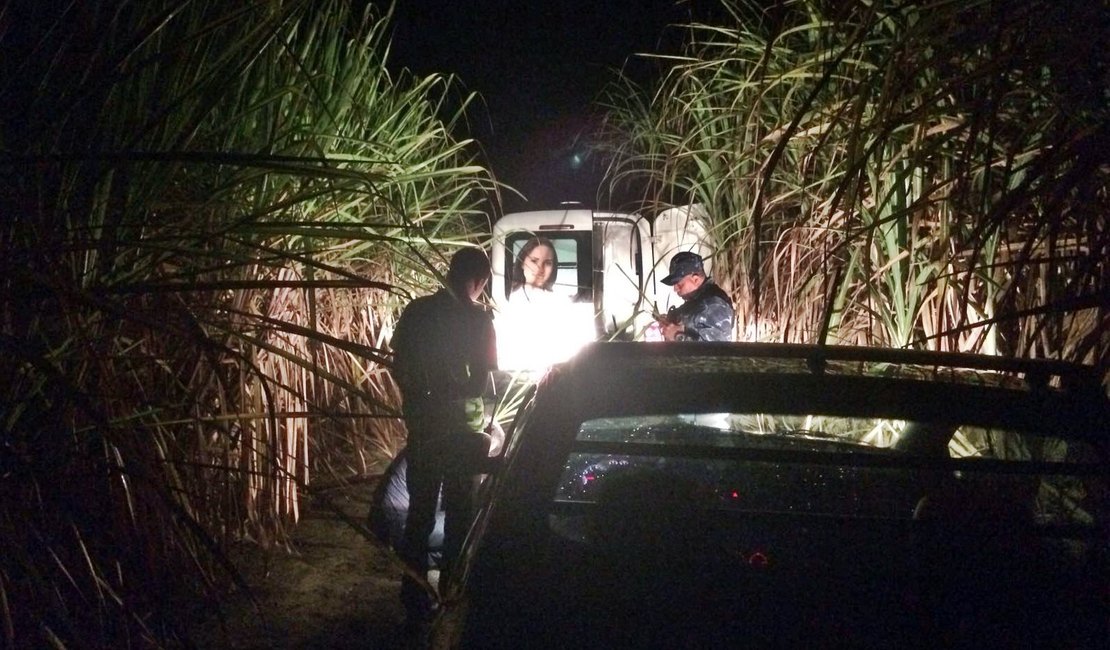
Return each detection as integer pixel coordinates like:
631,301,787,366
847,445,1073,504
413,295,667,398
498,236,592,370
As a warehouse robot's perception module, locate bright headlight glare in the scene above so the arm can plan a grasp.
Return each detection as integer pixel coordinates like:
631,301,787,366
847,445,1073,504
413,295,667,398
496,300,594,371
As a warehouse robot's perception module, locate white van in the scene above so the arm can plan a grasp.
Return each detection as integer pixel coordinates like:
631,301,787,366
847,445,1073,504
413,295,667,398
490,204,713,370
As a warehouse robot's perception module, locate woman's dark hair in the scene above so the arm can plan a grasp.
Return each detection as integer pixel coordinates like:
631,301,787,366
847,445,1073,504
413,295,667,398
511,236,558,292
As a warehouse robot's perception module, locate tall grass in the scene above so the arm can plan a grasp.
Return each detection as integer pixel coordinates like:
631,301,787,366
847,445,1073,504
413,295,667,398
596,0,1108,364
1,0,494,645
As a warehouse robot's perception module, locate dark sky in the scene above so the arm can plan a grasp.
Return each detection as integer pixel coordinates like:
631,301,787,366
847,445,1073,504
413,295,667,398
381,1,695,212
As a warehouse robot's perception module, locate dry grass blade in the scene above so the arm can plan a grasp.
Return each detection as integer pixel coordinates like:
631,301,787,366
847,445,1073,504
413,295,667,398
2,0,495,646
594,0,1108,364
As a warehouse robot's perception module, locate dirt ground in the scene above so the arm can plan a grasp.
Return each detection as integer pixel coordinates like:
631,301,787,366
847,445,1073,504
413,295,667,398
189,477,413,649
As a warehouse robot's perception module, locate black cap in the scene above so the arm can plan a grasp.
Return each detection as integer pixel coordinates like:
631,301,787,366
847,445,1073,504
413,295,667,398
661,251,705,285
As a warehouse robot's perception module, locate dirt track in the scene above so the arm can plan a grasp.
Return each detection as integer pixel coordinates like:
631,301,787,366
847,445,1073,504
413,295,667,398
190,479,411,649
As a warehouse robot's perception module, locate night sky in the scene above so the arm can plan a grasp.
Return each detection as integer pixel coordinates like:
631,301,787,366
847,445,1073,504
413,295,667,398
381,0,695,212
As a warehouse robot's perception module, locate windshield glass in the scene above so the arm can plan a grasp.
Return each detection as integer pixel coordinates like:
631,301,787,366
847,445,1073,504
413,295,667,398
550,414,1106,534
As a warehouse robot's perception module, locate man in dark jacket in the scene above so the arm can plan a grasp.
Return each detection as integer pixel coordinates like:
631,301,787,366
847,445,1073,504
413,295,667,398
390,247,498,625
658,251,735,342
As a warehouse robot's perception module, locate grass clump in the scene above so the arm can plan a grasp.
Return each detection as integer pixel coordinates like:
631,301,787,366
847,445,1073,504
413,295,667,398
1,0,494,645
596,0,1108,363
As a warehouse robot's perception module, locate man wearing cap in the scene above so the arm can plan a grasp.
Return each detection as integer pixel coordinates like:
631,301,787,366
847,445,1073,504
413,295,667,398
658,251,735,342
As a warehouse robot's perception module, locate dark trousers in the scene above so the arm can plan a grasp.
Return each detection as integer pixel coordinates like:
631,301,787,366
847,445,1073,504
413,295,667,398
398,417,487,619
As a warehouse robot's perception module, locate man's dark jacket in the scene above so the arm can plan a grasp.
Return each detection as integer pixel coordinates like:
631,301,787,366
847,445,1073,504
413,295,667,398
667,280,734,342
391,288,497,428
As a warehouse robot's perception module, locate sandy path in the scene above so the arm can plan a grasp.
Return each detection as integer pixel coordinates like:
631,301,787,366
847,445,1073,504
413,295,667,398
190,479,411,649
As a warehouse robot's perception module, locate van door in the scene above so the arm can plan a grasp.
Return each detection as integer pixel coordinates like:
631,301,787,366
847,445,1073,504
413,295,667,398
592,212,652,339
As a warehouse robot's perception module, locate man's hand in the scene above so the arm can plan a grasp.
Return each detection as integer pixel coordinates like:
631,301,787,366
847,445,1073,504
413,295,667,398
660,320,684,341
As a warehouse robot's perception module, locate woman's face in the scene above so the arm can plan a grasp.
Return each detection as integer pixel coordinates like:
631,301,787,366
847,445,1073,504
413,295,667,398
522,244,556,288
